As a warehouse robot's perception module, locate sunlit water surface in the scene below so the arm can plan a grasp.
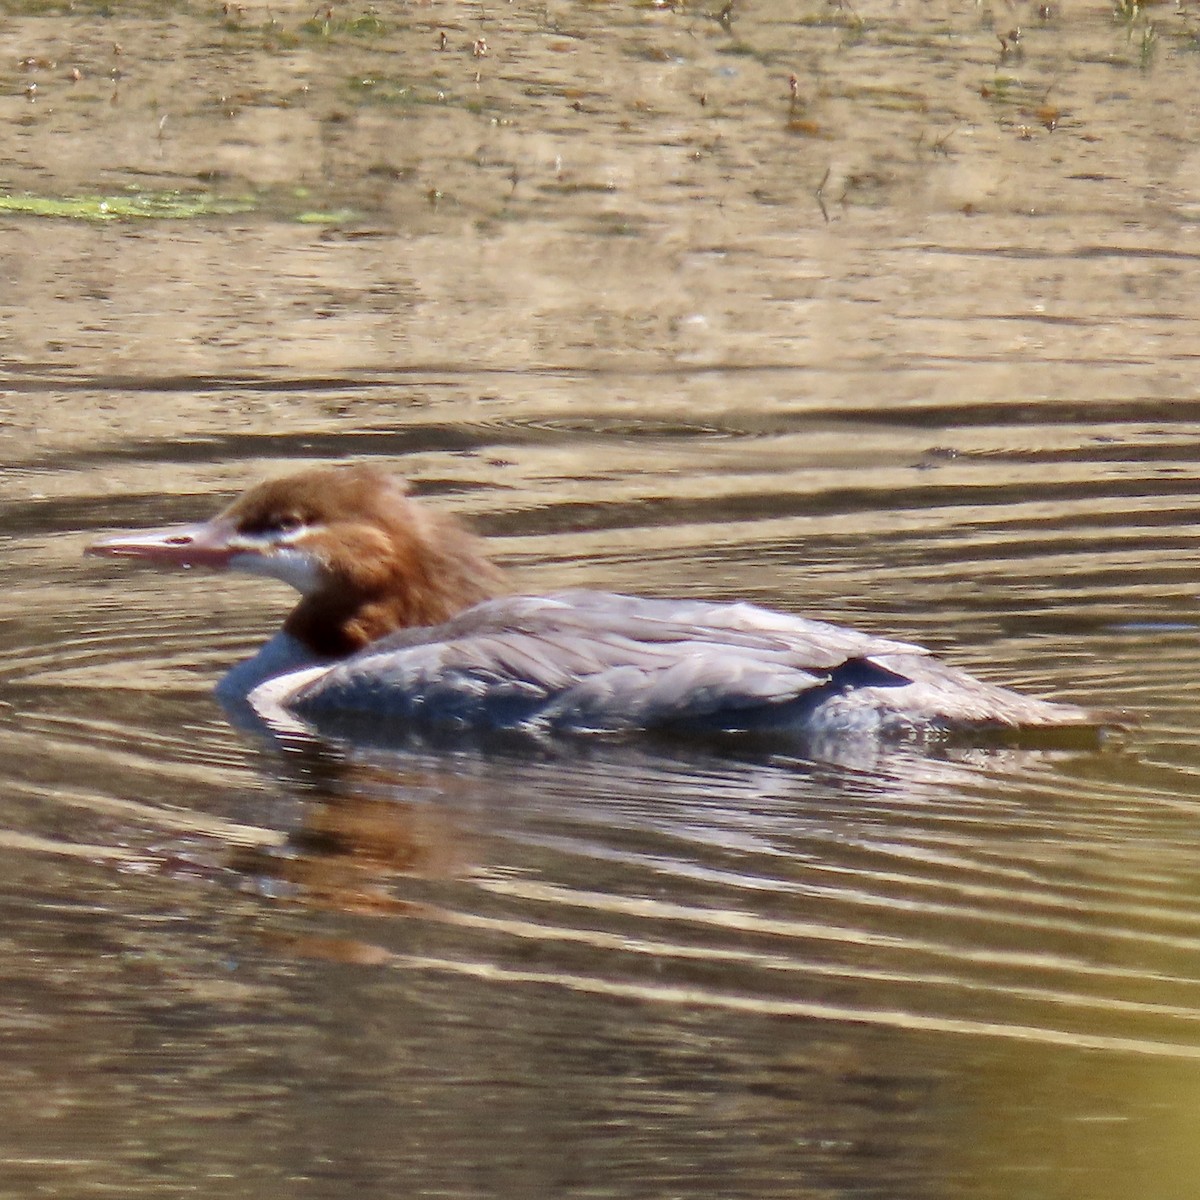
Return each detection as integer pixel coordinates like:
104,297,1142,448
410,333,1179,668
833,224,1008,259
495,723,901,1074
4,0,1200,1196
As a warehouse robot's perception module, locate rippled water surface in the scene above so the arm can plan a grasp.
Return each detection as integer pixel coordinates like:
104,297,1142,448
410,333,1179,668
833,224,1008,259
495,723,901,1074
4,0,1200,1195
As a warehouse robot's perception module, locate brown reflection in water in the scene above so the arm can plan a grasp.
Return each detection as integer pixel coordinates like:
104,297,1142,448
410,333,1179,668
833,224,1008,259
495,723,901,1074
229,753,474,920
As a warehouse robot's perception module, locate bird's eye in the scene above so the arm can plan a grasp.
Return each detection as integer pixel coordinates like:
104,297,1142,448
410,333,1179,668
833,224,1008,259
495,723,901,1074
240,513,304,538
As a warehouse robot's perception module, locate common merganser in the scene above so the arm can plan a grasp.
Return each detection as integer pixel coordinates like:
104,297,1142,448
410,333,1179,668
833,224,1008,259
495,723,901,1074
87,464,1100,739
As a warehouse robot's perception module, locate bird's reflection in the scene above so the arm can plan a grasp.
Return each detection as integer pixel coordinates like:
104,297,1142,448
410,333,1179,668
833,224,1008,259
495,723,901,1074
219,693,1116,931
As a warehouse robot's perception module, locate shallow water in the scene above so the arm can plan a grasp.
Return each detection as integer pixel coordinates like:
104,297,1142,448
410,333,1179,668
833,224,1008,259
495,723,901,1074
4,0,1200,1195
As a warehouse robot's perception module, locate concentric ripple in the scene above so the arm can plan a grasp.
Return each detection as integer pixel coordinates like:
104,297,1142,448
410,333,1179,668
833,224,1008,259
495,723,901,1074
4,382,1200,1067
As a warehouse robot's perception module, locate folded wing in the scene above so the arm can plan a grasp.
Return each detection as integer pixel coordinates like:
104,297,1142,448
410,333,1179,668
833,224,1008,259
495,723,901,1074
283,591,1093,734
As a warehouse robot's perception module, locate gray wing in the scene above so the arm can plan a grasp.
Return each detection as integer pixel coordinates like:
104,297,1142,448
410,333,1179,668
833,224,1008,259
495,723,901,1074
287,591,926,732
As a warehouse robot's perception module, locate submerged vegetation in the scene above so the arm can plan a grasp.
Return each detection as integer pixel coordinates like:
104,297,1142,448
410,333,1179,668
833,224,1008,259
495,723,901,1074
0,190,355,225
298,7,387,38
0,191,253,222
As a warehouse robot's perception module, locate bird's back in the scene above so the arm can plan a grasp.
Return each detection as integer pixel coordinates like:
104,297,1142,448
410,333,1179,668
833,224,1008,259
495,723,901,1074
276,591,1097,737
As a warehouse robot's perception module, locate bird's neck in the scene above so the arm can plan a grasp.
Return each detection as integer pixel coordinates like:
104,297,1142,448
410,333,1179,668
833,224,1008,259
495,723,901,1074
282,511,509,659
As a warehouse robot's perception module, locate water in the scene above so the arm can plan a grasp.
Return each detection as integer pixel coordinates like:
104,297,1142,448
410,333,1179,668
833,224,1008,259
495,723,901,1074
3,0,1200,1195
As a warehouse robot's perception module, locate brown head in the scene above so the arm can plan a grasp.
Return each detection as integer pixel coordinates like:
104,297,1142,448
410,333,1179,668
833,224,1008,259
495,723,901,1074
87,464,509,658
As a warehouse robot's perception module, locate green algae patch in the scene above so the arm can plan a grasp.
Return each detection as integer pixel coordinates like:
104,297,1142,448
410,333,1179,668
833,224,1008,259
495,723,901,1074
295,208,358,225
0,191,255,222
299,9,388,37
346,76,432,109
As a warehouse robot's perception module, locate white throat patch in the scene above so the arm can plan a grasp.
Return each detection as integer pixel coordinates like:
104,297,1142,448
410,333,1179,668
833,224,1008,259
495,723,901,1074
230,546,324,595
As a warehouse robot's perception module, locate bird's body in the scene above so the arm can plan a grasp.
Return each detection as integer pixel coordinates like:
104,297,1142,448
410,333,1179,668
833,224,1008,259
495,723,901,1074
88,464,1099,741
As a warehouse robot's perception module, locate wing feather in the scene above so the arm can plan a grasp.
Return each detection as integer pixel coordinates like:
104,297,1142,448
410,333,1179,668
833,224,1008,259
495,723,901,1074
289,592,854,730
277,592,1095,735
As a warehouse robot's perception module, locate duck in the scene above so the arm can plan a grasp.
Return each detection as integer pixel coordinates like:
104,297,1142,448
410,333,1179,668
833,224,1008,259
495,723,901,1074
87,464,1101,740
